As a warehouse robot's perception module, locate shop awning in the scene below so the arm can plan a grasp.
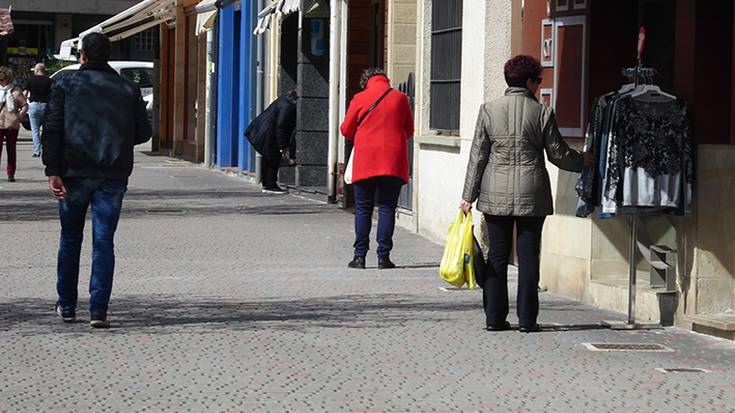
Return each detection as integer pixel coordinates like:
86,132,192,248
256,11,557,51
55,38,79,61
195,0,218,35
197,0,239,13
57,0,176,59
79,0,175,41
254,0,301,35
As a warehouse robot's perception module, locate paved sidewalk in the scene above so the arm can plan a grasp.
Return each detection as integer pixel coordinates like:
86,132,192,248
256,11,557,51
1,138,735,413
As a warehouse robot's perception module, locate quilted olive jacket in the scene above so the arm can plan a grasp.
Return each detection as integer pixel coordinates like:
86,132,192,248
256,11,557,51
462,87,584,216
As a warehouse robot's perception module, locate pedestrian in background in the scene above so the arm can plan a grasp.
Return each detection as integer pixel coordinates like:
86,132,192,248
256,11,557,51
460,55,594,333
0,66,28,182
340,68,413,270
43,32,152,328
245,89,296,194
24,63,53,157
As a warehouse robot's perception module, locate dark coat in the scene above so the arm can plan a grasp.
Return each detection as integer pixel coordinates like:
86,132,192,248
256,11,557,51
245,95,296,159
42,62,152,181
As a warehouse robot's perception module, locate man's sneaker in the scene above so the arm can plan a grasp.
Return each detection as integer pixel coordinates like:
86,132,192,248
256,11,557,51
262,185,287,194
90,319,110,329
55,303,76,323
7,175,15,182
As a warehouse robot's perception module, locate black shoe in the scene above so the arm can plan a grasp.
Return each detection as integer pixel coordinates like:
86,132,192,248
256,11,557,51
519,323,541,333
348,256,366,269
262,185,287,194
377,256,396,269
32,153,40,158
90,318,110,329
485,321,511,332
7,175,15,182
55,303,76,323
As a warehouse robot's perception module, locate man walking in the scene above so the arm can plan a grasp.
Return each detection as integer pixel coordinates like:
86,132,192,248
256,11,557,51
24,63,53,157
42,33,151,328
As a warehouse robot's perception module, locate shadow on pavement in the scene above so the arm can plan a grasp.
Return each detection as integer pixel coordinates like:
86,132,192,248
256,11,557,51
0,189,332,222
0,294,610,336
1,294,477,335
539,323,608,332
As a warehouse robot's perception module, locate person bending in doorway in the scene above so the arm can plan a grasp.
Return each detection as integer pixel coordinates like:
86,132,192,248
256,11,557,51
245,90,297,194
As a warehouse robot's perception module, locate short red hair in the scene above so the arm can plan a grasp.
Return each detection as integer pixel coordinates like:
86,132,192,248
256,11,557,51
504,55,543,88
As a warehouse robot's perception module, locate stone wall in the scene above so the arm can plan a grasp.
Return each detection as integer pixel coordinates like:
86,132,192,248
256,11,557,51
386,0,416,87
294,13,330,188
413,0,512,242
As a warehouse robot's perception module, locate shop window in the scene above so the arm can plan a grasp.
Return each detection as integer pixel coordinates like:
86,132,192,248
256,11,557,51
541,19,554,67
134,28,156,51
553,16,586,138
430,0,462,132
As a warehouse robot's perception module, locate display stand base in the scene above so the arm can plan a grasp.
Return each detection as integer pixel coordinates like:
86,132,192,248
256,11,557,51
602,320,662,330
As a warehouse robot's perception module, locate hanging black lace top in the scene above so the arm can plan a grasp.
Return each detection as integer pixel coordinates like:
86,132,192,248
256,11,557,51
603,96,694,213
613,98,692,177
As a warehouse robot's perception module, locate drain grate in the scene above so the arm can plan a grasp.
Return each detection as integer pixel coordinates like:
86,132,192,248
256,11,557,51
656,368,709,373
583,343,674,352
146,208,185,214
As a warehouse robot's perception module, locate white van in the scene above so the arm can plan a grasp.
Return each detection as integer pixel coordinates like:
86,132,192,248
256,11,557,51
51,61,155,122
51,61,154,96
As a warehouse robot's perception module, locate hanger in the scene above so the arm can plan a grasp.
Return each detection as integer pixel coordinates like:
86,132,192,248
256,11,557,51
618,83,636,94
630,84,676,102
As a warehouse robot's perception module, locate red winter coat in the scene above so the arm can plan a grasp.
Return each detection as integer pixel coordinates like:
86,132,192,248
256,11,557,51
340,75,414,184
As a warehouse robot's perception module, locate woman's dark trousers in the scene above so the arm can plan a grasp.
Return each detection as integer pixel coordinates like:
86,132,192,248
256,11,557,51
353,176,404,258
483,215,546,328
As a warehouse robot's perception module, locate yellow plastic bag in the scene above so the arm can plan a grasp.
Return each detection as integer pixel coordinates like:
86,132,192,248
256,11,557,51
462,212,477,290
439,211,477,289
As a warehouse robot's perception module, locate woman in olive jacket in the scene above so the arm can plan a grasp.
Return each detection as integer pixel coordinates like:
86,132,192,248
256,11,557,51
460,55,593,333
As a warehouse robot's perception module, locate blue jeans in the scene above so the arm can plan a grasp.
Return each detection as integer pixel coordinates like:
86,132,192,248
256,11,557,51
28,102,46,155
353,176,404,258
57,178,127,319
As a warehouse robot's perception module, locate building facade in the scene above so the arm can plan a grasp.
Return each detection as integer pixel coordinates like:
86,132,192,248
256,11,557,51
400,0,734,339
0,0,153,84
162,0,735,339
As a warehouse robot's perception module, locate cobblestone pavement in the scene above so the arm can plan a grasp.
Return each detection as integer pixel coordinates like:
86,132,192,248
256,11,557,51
2,136,735,413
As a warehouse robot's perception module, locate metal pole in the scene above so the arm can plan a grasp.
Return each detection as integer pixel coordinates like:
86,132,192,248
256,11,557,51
327,0,341,202
204,29,215,168
628,215,637,325
255,0,265,183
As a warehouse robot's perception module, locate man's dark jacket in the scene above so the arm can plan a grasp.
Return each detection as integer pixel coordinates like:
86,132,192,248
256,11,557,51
42,62,152,181
245,95,296,159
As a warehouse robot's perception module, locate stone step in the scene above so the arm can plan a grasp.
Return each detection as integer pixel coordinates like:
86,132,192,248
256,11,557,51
689,314,735,340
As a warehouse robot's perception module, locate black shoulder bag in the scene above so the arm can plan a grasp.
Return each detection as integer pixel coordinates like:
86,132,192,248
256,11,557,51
356,88,393,128
344,88,393,185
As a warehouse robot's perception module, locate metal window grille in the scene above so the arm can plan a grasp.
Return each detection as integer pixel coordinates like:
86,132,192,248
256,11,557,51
135,28,155,51
430,0,462,131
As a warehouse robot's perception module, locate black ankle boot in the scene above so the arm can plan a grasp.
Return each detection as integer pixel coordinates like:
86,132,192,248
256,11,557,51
348,256,365,269
377,256,396,269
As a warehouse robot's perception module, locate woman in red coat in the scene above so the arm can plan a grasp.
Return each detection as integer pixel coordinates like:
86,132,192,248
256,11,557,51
340,68,414,269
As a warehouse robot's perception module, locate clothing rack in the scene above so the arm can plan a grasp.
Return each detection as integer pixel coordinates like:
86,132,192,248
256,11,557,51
622,66,655,87
602,36,665,329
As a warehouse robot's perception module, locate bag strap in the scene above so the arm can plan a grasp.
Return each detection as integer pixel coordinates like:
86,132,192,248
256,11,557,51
356,88,393,128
